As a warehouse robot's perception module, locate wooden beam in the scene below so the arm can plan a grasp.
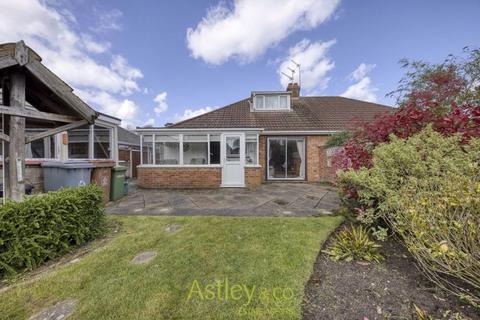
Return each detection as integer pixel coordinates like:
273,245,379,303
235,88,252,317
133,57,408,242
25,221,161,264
25,60,97,122
0,132,9,142
6,71,26,201
0,55,17,70
25,119,88,144
26,84,67,115
0,105,80,123
14,41,29,66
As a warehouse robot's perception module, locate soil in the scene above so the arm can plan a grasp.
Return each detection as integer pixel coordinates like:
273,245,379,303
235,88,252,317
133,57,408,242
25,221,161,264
302,235,480,320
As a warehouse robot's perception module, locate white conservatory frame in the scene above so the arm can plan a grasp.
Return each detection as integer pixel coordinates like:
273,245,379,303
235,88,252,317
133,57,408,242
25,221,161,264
136,128,262,168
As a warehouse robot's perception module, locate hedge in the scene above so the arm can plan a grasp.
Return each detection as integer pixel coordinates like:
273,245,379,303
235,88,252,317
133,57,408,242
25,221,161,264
0,184,106,276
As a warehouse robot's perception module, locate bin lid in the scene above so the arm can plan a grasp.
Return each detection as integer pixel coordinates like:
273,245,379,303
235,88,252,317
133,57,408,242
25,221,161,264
41,161,95,169
112,166,127,172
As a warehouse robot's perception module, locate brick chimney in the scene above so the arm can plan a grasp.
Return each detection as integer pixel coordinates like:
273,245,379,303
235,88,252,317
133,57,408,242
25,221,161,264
286,82,300,97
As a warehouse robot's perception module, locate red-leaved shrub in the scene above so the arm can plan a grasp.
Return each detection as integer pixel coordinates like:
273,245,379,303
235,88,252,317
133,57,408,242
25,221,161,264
333,102,480,171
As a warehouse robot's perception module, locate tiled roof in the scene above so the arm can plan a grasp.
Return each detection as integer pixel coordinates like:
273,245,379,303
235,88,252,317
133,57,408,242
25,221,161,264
169,96,393,131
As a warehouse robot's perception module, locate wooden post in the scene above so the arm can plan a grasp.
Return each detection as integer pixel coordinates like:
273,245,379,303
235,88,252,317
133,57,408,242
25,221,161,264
6,71,26,201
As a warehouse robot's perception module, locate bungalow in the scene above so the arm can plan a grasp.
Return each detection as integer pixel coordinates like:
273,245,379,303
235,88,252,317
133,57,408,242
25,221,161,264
135,83,391,188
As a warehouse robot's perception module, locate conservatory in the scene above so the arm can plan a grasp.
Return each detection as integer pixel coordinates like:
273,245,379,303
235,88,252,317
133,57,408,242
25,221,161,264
135,128,262,188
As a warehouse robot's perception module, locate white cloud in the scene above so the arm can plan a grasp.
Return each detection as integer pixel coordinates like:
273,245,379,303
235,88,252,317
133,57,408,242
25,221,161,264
278,39,336,93
154,92,168,115
341,63,378,102
187,0,340,64
348,63,376,81
92,8,123,32
142,118,155,127
81,34,110,54
0,0,144,127
75,89,140,129
174,107,216,122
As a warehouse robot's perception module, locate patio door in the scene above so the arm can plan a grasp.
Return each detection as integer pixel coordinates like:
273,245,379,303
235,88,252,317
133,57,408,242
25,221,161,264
221,133,245,187
267,137,305,180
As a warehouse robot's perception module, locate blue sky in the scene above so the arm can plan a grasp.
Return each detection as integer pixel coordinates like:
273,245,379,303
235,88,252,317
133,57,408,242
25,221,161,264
0,0,478,128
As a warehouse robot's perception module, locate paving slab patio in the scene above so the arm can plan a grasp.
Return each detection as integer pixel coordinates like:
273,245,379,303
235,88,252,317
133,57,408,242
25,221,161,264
107,182,341,217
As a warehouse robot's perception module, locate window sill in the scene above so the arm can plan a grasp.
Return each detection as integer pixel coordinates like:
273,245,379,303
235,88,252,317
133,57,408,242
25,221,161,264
245,164,261,168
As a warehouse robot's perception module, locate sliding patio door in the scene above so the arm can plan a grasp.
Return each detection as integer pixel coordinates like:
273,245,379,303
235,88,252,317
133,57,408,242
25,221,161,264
267,137,305,180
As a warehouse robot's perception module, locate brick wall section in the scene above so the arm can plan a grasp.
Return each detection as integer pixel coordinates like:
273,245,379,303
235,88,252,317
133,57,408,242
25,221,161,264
137,167,221,188
259,136,267,182
306,135,329,182
245,167,262,188
318,146,337,183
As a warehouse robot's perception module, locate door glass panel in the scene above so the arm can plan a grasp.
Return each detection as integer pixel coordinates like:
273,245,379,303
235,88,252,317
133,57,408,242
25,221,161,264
209,134,220,164
268,138,286,178
225,136,240,162
287,139,304,178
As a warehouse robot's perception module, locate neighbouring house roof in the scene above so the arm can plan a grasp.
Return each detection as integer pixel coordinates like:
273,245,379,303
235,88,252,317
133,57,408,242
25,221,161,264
118,126,140,146
167,96,393,132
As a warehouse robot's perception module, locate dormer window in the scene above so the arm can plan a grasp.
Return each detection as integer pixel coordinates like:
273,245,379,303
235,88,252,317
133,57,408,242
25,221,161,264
252,92,290,111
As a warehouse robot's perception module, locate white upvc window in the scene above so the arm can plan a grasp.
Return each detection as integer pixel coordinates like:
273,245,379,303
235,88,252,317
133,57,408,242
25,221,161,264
254,95,265,109
253,94,290,110
245,133,258,165
154,135,180,165
183,134,208,165
67,123,114,160
139,132,258,167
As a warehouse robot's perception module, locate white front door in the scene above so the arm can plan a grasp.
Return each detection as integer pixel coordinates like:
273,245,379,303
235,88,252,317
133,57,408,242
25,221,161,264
221,133,245,187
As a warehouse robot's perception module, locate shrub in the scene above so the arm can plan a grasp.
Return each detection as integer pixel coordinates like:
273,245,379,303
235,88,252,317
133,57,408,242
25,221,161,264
323,225,383,263
333,48,480,172
332,102,480,171
338,126,480,221
389,175,480,307
338,128,480,306
324,131,351,148
0,185,105,276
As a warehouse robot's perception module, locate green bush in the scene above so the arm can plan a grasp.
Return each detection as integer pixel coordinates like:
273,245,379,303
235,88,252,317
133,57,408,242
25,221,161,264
338,127,480,306
0,185,105,276
324,131,352,148
338,126,480,223
323,225,383,262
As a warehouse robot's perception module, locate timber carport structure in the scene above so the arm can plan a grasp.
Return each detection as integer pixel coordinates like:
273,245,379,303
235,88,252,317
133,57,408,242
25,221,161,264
0,41,98,201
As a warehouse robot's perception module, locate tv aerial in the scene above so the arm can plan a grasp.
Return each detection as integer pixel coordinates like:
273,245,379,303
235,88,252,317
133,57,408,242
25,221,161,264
281,71,294,82
290,59,301,87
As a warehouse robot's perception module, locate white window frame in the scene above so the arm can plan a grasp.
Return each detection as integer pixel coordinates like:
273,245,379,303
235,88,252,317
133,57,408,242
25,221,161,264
267,136,306,180
67,122,114,161
139,131,259,168
244,133,259,167
24,133,60,161
253,94,290,111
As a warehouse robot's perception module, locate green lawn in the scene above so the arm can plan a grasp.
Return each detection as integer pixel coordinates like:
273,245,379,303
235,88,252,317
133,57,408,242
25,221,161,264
0,215,342,320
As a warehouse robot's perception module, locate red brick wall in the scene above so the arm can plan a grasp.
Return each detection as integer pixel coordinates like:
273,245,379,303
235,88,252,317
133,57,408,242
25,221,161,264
137,167,221,188
318,146,340,184
245,167,262,187
306,135,329,182
259,136,267,182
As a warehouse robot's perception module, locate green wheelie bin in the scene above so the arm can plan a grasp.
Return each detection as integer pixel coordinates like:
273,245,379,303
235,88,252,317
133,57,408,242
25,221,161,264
110,166,127,201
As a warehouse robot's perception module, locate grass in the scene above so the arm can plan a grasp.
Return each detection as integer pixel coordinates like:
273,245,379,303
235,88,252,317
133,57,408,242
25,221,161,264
0,215,342,320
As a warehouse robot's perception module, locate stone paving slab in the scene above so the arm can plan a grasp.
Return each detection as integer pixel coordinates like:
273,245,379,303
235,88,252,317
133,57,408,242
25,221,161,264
107,182,341,217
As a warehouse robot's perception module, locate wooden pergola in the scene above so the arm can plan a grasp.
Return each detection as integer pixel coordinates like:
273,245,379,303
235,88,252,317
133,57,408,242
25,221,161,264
0,41,98,201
